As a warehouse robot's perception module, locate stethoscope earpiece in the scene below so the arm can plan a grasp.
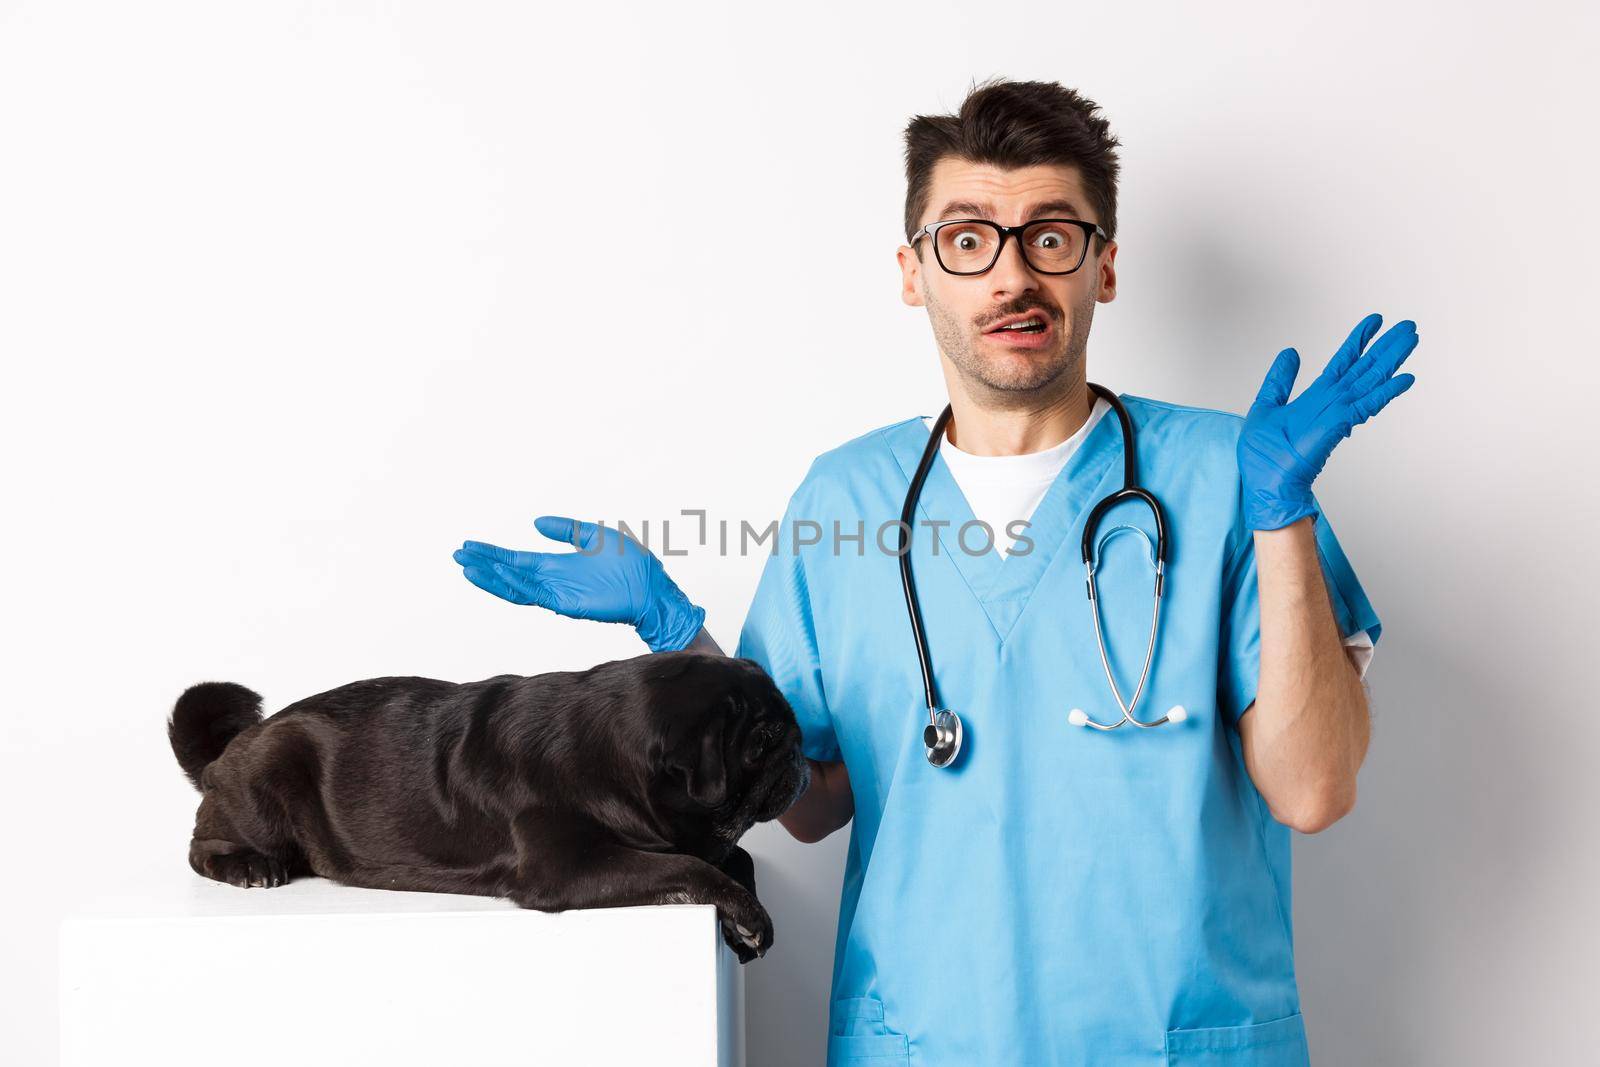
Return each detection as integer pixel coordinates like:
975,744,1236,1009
1069,704,1188,729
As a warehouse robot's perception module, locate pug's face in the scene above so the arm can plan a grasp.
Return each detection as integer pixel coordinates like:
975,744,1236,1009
640,653,810,847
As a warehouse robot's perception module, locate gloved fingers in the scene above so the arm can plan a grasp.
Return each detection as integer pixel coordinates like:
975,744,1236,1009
1349,372,1417,425
1315,312,1384,389
455,541,545,571
486,560,575,613
1249,347,1301,413
1341,320,1418,399
511,539,621,585
533,514,617,553
455,547,596,615
533,514,580,546
459,563,536,606
498,546,634,616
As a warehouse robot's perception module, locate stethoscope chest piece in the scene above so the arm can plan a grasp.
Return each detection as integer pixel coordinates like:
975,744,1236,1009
924,709,963,768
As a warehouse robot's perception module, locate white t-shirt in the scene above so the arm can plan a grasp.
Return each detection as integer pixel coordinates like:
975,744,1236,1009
921,402,1376,679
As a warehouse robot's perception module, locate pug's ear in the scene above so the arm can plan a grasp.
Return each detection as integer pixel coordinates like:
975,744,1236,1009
668,712,728,810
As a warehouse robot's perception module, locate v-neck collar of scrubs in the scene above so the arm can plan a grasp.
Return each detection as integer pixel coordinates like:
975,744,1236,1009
882,394,1128,645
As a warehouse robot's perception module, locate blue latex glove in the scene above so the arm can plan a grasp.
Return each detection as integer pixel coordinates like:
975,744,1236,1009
1238,312,1419,531
452,515,707,653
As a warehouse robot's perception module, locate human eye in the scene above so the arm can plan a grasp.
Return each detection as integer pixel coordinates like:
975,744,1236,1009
1029,225,1069,249
949,227,989,252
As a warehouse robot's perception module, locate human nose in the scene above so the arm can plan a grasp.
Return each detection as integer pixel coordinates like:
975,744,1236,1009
987,231,1040,298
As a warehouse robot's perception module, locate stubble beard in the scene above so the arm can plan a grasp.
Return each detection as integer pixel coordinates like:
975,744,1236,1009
927,282,1096,404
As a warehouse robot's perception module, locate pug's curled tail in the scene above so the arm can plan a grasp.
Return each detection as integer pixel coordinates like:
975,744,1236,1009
168,681,265,791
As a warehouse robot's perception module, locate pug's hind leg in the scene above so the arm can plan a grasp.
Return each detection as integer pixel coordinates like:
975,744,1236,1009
189,837,292,889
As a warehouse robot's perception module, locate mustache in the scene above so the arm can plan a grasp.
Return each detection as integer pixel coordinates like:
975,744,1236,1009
978,303,1059,329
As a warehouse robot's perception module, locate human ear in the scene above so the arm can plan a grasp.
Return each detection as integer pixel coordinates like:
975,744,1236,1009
1095,239,1117,304
898,245,926,308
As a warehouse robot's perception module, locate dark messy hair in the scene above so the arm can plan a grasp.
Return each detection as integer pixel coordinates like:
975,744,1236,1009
902,77,1122,255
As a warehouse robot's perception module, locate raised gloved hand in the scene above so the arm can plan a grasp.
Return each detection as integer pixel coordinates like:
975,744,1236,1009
1238,312,1419,531
452,515,707,653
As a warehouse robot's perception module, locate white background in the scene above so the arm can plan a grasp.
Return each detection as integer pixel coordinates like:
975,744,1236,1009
3,1,1596,1063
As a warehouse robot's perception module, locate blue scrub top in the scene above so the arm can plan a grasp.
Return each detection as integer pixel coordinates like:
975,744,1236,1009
735,394,1381,1067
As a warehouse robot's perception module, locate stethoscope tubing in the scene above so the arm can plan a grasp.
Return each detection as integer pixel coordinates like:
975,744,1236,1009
901,383,1179,765
1083,541,1167,729
899,404,953,726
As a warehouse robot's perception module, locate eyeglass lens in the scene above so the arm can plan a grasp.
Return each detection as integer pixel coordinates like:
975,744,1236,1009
935,221,1089,274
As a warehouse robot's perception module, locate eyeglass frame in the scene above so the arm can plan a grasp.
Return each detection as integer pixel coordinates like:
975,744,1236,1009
908,217,1110,276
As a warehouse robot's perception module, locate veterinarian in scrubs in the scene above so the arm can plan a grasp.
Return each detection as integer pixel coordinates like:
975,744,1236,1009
452,80,1417,1067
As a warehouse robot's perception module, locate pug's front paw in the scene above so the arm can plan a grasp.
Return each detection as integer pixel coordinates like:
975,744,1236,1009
717,889,773,963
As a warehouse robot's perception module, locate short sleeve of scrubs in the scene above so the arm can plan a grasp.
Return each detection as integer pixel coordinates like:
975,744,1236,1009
1219,490,1383,729
735,482,840,763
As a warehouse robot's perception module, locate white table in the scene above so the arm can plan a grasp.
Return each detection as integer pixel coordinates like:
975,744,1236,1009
59,864,744,1066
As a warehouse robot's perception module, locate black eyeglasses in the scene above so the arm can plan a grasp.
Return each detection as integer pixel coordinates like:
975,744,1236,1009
909,217,1108,276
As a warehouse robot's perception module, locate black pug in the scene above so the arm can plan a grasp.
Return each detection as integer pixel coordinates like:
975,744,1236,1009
166,650,809,963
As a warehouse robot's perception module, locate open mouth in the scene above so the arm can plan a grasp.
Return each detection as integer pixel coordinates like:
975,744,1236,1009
983,312,1053,346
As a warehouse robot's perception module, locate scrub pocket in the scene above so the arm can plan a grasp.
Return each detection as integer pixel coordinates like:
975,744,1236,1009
1165,1011,1309,1066
829,995,910,1065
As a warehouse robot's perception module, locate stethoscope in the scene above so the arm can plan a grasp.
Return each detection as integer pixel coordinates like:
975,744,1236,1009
899,383,1189,769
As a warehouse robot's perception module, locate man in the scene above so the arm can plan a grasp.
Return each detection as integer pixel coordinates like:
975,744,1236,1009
453,78,1417,1066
